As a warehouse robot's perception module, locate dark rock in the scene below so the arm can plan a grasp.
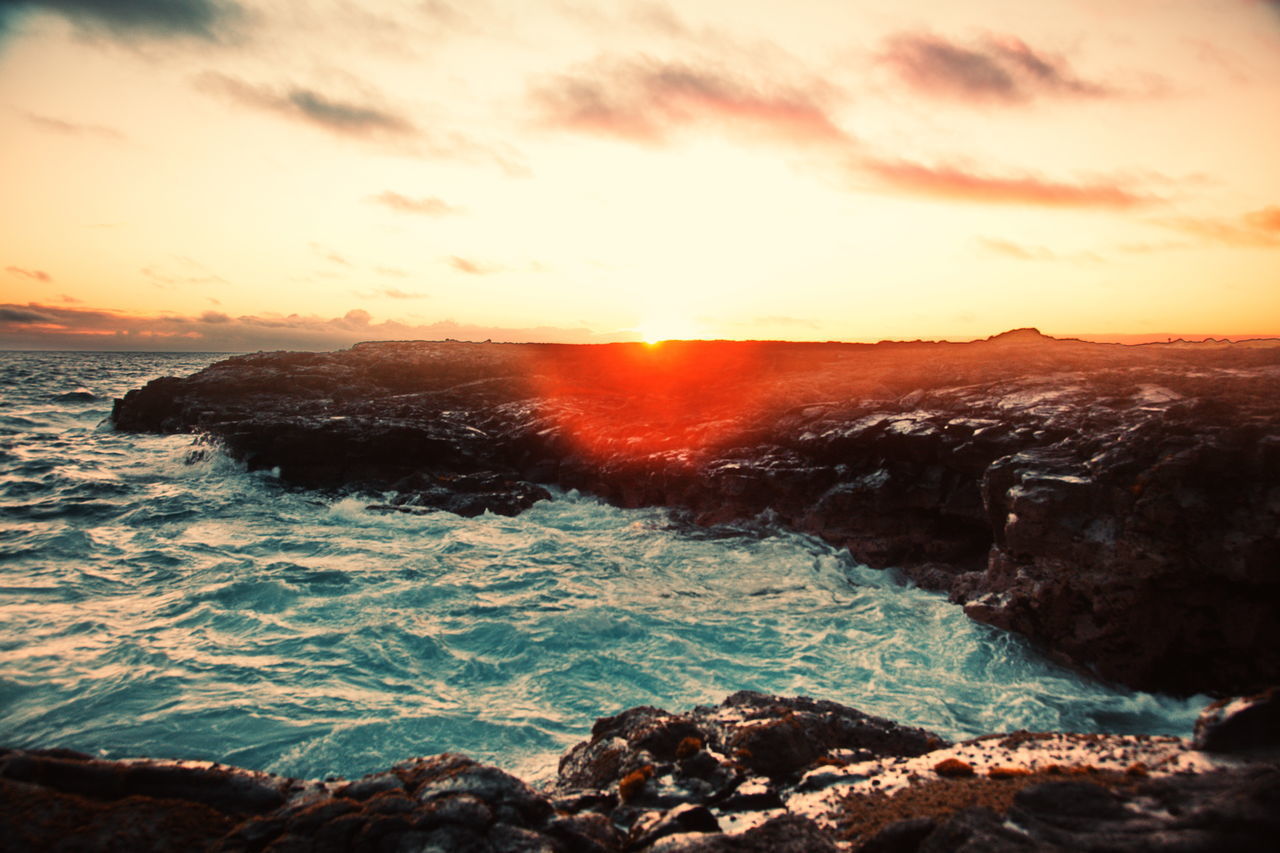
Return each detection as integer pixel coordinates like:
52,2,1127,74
628,803,721,849
6,693,1280,853
544,812,624,853
1193,687,1280,754
645,814,840,852
556,692,945,801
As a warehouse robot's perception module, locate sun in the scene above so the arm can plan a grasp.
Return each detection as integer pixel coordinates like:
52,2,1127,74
636,314,702,344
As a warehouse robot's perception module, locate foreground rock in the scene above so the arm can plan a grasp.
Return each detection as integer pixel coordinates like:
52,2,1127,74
111,332,1280,696
4,691,1278,851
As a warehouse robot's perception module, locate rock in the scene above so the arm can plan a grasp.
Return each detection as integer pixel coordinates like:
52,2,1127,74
111,335,1280,696
555,692,945,801
1194,687,1280,754
4,693,1278,852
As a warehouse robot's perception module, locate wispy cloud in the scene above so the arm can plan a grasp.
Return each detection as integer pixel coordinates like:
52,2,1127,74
22,112,126,141
880,32,1113,104
196,72,417,140
194,71,525,171
369,191,461,216
863,158,1150,208
0,302,627,350
977,237,1056,260
448,256,494,275
1,0,244,42
356,287,429,300
140,257,225,288
310,243,352,267
1156,205,1280,248
531,56,849,146
6,265,52,282
977,236,1104,263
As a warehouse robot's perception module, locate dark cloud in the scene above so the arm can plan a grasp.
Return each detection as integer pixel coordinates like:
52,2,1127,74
863,158,1149,208
0,306,57,323
531,56,849,146
0,302,628,350
1157,205,1280,248
370,191,461,216
0,0,242,41
196,72,417,140
6,265,52,282
194,71,524,171
880,32,1112,103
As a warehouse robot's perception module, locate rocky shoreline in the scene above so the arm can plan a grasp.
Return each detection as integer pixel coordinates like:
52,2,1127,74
8,331,1279,849
4,689,1278,851
111,330,1280,696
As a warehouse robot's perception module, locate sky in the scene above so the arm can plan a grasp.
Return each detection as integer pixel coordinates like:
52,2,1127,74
1,0,1278,351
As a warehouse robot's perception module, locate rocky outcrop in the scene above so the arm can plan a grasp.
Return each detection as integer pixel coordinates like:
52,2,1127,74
5,691,1278,851
111,332,1280,696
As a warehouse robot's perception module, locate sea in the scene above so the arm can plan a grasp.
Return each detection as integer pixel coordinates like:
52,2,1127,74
0,351,1207,785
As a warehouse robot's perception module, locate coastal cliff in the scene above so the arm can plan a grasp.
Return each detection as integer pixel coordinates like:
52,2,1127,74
112,331,1280,697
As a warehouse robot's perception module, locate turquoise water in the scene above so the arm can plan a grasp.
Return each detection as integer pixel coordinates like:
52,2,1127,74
0,352,1206,784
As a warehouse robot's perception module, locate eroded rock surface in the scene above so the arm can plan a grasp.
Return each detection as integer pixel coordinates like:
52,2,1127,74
111,332,1280,696
4,691,1277,852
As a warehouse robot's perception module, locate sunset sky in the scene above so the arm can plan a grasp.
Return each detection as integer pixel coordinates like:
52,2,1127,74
1,0,1278,351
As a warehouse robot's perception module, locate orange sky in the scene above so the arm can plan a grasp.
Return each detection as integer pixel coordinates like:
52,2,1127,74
1,0,1278,351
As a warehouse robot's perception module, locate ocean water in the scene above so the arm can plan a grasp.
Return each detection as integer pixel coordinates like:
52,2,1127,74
0,351,1207,785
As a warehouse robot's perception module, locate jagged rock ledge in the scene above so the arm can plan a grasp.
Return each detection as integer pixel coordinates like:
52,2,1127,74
111,331,1280,696
4,690,1278,851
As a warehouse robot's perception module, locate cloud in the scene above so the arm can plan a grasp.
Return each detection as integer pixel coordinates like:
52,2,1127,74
880,32,1112,103
448,256,494,275
23,112,126,141
355,286,429,300
977,237,1055,260
531,56,850,147
1245,205,1280,231
862,158,1149,208
1,0,243,42
376,288,428,300
310,243,351,267
196,72,417,140
6,265,52,282
194,72,525,171
140,258,225,287
369,191,461,216
0,306,57,323
977,236,1104,263
1156,205,1280,248
0,302,629,350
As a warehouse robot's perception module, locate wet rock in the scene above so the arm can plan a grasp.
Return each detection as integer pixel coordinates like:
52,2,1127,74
6,692,1280,852
1194,687,1280,754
